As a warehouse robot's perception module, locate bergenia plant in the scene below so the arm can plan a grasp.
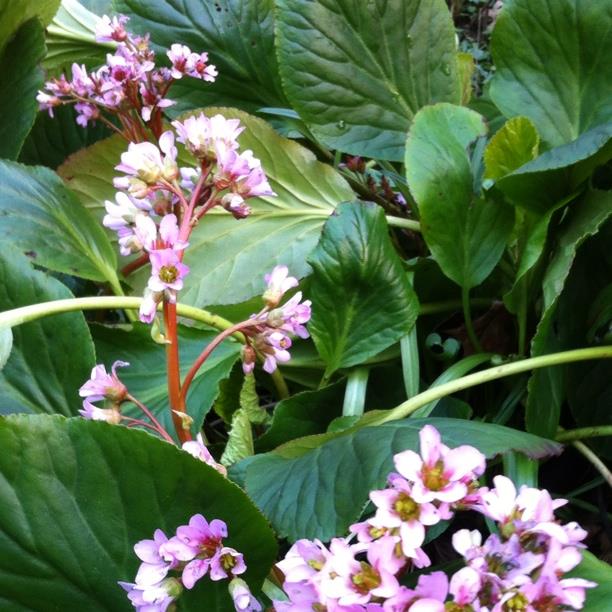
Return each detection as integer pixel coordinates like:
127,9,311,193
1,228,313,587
0,1,610,611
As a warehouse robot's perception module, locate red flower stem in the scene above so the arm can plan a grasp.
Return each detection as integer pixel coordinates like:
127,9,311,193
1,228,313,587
164,301,191,443
178,320,255,408
178,164,209,242
120,253,150,278
126,394,176,444
122,416,165,435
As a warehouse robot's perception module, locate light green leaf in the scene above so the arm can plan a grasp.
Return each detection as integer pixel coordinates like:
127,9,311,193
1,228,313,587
276,0,460,161
495,123,612,213
59,108,354,306
244,418,562,541
92,323,240,440
0,251,95,416
240,373,268,425
0,415,276,611
0,19,46,160
0,160,118,284
405,103,514,288
44,0,112,71
114,0,286,114
484,116,539,180
490,0,612,148
457,52,475,106
526,190,612,437
308,202,419,377
221,408,254,468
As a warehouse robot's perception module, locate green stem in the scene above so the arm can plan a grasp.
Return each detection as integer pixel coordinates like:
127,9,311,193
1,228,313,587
385,216,421,232
556,426,612,443
503,452,539,487
400,328,420,399
572,440,612,488
462,285,484,353
270,368,290,400
372,346,612,425
517,278,528,356
342,368,370,417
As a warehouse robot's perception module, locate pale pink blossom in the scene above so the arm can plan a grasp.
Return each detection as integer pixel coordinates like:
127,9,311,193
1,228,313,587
263,265,298,307
95,14,129,42
181,433,227,476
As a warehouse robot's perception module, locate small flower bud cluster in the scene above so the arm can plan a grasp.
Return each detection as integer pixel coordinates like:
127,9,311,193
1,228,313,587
272,425,595,611
37,14,216,130
78,360,129,423
240,266,311,374
120,514,254,612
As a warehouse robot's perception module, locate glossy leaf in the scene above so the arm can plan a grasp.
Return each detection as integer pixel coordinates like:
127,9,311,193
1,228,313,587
490,0,612,148
483,116,539,180
244,418,562,541
59,108,354,305
0,0,59,52
0,19,45,160
495,123,612,213
405,103,514,288
92,323,240,440
276,0,460,160
569,552,612,611
115,0,286,113
0,251,95,416
526,190,612,437
0,415,276,611
308,202,419,377
221,408,254,467
0,160,118,284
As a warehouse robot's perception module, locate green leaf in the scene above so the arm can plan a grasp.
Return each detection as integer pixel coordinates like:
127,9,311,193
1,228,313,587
44,0,111,71
114,0,286,114
526,190,612,437
0,328,12,371
0,251,95,416
0,19,46,160
405,103,514,288
0,0,59,53
240,373,268,425
0,415,276,611
456,52,475,106
483,116,539,180
244,417,562,541
308,202,419,377
221,408,254,468
92,323,241,439
568,552,612,611
495,123,612,214
256,380,345,451
489,0,612,148
276,0,460,161
0,160,119,285
20,104,111,169
59,108,354,305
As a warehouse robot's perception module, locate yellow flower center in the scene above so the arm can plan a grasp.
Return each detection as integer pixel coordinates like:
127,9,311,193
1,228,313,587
503,593,529,611
159,265,178,283
393,492,420,521
423,460,447,491
351,562,381,594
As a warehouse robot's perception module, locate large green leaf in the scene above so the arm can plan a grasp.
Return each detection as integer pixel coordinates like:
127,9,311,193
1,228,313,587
0,415,276,611
244,417,561,541
276,0,460,161
0,160,118,284
489,0,612,148
114,0,286,113
92,323,240,441
405,103,514,288
526,190,612,437
0,251,95,416
0,0,59,52
59,108,354,305
495,123,612,214
308,202,419,376
0,19,46,160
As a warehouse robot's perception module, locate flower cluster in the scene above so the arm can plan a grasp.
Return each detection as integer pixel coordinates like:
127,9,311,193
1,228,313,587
120,514,254,611
240,265,312,374
272,425,595,611
102,112,275,324
37,14,216,133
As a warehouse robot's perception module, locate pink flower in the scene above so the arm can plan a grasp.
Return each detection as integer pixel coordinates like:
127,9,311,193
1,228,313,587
119,577,182,612
182,433,227,476
173,113,243,159
175,514,228,556
209,547,246,580
36,91,61,116
259,331,292,374
263,265,298,307
79,399,121,424
134,529,177,586
95,14,129,42
139,289,163,323
393,425,486,504
229,578,262,612
147,248,189,294
276,539,329,583
166,44,217,81
79,360,129,403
